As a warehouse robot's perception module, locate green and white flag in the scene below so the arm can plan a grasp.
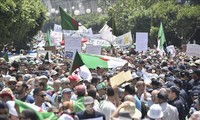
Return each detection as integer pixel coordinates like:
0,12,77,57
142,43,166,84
158,22,166,50
3,52,9,62
15,99,57,120
71,51,128,73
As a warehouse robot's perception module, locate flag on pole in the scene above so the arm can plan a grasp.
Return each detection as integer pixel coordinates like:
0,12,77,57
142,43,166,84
107,17,117,36
158,22,166,50
3,52,9,62
15,99,57,120
59,7,78,30
45,30,52,46
70,51,84,74
99,24,116,42
44,51,49,60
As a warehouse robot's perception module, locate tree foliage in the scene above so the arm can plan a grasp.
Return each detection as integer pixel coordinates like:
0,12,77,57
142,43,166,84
106,0,200,47
0,0,46,51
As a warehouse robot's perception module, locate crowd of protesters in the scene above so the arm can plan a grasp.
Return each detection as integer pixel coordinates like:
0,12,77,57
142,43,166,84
0,46,200,120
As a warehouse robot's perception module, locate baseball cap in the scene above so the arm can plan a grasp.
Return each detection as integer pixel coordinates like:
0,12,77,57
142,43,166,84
96,82,106,91
68,75,80,82
62,88,72,94
169,86,180,95
84,96,94,105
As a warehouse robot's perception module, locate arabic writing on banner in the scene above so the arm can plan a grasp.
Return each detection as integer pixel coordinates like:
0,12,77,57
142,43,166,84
135,32,148,52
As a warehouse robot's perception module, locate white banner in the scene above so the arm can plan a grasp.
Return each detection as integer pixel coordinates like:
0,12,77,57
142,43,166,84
86,38,111,47
86,44,101,55
113,32,133,46
50,31,62,46
64,36,82,59
166,45,176,57
53,24,62,33
136,32,148,52
186,44,200,57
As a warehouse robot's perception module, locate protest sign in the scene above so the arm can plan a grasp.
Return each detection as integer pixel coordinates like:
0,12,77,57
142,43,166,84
44,46,56,54
124,70,133,82
114,32,133,46
50,31,62,46
64,36,82,59
166,45,176,57
110,71,126,87
86,44,101,55
136,32,148,52
186,44,200,57
86,38,111,47
54,24,62,33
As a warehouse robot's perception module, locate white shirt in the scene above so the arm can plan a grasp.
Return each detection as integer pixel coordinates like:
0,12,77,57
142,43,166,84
100,100,116,120
160,102,179,120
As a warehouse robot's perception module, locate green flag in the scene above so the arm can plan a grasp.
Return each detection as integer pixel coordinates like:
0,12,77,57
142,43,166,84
158,22,166,49
59,7,78,30
44,51,49,60
15,99,57,120
107,17,117,36
3,52,9,62
70,51,84,74
45,30,52,46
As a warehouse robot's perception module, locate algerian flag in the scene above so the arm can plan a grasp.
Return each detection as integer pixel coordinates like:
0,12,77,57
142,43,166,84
15,99,57,120
44,51,49,60
3,52,9,62
158,22,166,50
157,22,166,56
59,7,78,30
72,65,92,81
70,51,128,73
45,30,52,46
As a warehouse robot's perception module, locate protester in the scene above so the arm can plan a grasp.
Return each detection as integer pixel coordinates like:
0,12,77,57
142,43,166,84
1,36,200,120
76,96,106,120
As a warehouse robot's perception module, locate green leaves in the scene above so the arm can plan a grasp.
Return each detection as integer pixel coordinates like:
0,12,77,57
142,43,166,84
0,0,46,50
107,0,200,47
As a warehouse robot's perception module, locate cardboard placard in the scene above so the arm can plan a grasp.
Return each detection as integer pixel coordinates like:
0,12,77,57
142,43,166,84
44,46,56,54
110,71,126,87
124,70,133,82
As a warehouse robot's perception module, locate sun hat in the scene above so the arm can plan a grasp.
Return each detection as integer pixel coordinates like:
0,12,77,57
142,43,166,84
147,104,163,119
119,102,142,119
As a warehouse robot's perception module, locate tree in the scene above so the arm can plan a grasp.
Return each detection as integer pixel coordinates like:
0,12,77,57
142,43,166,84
0,0,46,51
106,0,200,47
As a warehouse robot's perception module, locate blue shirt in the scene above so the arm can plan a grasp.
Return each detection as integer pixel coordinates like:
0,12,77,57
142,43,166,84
134,95,141,111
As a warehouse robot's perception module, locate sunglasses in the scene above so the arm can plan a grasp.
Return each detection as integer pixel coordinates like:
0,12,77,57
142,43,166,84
8,82,16,85
38,94,46,98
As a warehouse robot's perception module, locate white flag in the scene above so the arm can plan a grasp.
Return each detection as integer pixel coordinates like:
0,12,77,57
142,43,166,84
99,24,116,42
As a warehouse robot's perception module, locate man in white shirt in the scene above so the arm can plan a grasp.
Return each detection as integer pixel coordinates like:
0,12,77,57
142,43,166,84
33,88,51,111
157,90,179,120
100,87,117,120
